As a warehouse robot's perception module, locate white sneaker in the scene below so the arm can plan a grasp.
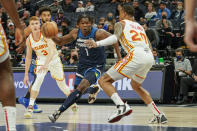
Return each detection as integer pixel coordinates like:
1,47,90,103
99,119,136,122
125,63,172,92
108,102,132,123
149,113,168,124
24,106,33,119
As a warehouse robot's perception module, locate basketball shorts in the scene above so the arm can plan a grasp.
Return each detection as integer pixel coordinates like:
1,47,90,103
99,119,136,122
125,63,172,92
0,40,9,63
107,48,154,84
74,64,104,88
35,56,65,81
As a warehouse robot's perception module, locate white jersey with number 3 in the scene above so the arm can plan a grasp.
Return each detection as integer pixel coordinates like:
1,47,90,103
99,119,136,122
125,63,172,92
119,20,149,53
28,33,58,66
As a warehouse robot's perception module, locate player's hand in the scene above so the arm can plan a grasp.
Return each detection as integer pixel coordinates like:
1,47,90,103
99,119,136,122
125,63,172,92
85,39,98,48
37,65,48,73
15,27,26,53
193,75,197,82
178,68,185,72
23,75,29,86
184,20,197,52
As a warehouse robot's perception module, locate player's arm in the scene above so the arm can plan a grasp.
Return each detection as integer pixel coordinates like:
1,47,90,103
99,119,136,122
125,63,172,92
86,22,124,48
24,37,32,85
96,29,122,60
52,29,78,46
185,0,197,21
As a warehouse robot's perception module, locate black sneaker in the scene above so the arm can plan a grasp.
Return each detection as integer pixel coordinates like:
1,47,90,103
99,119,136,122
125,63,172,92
48,110,61,123
88,85,100,104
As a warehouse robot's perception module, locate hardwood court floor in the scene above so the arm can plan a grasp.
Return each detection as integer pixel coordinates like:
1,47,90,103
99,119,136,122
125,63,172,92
0,104,197,131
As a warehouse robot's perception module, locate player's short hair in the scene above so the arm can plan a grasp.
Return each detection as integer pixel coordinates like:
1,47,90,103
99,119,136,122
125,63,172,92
121,4,134,17
175,48,183,53
29,16,40,24
77,14,93,24
39,6,51,16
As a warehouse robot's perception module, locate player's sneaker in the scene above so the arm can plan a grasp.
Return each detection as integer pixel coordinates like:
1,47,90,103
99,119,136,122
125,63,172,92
149,113,168,124
88,85,100,104
18,96,43,113
33,104,43,113
24,106,33,119
48,110,61,123
71,104,78,112
18,96,29,108
108,102,132,123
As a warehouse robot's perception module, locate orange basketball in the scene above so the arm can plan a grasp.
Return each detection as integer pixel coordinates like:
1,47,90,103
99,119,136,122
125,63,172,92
41,21,58,38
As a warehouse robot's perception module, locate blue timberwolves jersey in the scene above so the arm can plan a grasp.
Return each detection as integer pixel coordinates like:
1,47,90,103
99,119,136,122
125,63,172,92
76,27,105,67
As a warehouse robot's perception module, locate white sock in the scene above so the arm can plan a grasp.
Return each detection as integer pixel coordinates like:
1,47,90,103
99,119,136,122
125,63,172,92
147,101,161,116
111,93,124,106
3,106,16,131
29,98,35,106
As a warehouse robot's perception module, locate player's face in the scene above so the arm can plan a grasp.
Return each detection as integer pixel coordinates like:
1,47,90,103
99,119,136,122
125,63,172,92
29,20,41,32
78,18,92,34
40,11,51,23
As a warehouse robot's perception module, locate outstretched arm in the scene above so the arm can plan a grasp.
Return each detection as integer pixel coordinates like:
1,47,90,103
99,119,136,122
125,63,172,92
96,29,122,60
52,29,77,46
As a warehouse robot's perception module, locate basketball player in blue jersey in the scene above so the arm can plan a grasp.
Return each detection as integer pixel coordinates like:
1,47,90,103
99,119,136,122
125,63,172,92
18,6,52,113
47,14,121,123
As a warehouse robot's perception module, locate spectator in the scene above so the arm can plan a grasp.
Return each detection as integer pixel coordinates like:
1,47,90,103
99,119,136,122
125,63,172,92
141,23,159,48
68,49,78,65
35,10,39,17
152,48,160,65
174,48,192,103
156,1,171,20
145,3,157,22
170,1,185,20
21,10,30,26
177,62,197,104
0,7,8,30
76,1,85,12
85,0,95,12
107,24,114,34
55,10,66,26
133,0,144,22
6,22,16,56
97,22,105,29
61,18,70,35
51,0,63,14
22,0,31,11
156,11,174,49
105,12,116,27
62,0,76,12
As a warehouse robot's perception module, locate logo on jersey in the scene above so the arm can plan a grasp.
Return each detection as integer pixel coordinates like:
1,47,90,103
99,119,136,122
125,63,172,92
33,44,48,50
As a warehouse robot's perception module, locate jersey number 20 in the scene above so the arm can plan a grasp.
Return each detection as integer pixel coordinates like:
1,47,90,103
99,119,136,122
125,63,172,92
130,30,148,44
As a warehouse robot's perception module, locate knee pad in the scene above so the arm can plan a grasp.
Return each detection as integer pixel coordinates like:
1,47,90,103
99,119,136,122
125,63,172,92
56,80,71,96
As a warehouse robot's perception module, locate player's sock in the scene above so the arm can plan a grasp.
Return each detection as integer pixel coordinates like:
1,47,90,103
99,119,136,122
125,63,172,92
29,98,35,107
111,93,124,106
3,106,16,131
24,91,30,99
58,89,82,113
148,101,161,116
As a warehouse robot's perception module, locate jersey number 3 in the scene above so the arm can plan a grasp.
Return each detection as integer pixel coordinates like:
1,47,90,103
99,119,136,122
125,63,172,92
41,50,48,56
130,30,148,44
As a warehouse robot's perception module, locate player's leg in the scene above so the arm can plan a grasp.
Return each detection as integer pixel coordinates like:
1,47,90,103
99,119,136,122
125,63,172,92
24,70,47,118
98,68,132,123
0,58,16,131
48,69,98,123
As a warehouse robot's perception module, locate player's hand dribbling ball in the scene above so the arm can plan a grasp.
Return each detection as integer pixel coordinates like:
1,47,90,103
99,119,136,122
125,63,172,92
41,21,58,38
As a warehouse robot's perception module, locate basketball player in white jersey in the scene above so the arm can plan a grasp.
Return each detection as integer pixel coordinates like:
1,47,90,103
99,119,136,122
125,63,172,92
23,16,77,118
184,0,197,52
0,0,25,130
85,4,167,124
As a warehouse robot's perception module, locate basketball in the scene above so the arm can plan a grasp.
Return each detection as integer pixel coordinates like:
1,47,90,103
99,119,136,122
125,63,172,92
41,21,58,38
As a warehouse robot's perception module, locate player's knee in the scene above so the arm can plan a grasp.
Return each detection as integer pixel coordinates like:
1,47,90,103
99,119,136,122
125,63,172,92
131,80,141,91
98,74,113,87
